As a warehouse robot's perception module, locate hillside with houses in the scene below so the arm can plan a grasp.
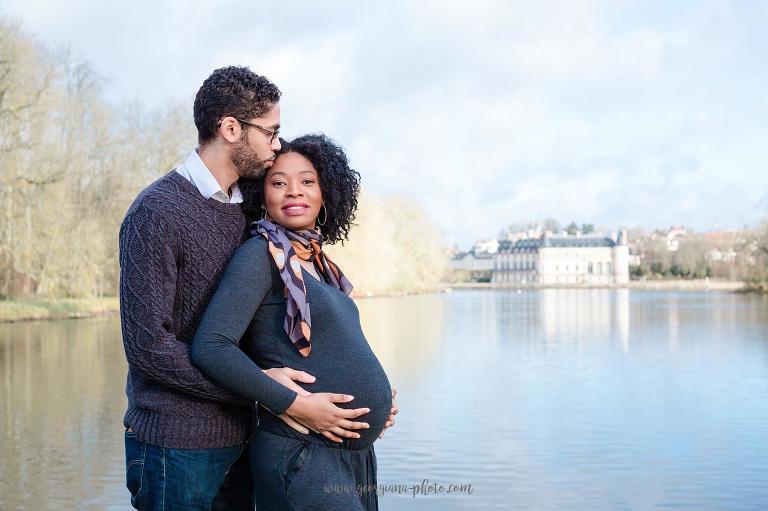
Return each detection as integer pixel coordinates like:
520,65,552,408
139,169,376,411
448,221,768,291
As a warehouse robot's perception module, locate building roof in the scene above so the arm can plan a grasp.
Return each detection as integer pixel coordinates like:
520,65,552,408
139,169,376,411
544,236,618,248
452,249,495,260
499,236,618,252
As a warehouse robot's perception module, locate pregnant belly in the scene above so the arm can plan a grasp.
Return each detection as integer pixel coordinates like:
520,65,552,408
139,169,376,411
298,359,392,450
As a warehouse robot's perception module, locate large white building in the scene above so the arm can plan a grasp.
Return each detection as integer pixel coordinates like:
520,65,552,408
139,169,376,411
492,232,629,285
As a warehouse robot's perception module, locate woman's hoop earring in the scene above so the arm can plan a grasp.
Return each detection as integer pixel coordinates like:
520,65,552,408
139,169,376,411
317,203,327,226
259,206,267,221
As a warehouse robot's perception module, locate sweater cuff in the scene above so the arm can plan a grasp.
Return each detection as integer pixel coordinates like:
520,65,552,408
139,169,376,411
260,385,298,416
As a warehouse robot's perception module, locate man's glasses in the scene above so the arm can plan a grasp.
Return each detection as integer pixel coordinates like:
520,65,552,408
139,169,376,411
235,118,280,143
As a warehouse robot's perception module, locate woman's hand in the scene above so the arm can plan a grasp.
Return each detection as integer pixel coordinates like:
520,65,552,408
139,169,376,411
286,393,370,443
379,388,398,439
262,367,315,434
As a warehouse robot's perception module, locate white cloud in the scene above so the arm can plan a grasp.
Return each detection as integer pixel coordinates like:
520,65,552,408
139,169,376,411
3,0,767,246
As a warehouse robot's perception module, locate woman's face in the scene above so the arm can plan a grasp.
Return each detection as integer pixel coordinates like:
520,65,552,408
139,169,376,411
263,151,323,231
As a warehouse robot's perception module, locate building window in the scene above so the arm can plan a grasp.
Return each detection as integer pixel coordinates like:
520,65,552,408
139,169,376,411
607,262,612,274
597,262,603,274
588,262,593,274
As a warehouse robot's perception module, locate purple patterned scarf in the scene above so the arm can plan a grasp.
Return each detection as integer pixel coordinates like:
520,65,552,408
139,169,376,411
251,219,353,357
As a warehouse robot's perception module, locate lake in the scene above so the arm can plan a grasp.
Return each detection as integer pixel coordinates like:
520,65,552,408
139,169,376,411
1,289,767,510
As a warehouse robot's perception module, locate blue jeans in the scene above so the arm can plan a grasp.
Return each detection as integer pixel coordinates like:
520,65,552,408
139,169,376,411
125,429,253,510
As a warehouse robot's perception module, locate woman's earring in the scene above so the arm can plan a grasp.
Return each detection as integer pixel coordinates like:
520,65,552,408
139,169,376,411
317,203,327,226
259,206,267,221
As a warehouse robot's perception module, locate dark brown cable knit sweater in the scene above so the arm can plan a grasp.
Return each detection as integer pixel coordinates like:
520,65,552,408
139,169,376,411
118,170,267,449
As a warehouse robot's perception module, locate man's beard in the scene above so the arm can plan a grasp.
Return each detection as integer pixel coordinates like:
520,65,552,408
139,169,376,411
231,134,272,179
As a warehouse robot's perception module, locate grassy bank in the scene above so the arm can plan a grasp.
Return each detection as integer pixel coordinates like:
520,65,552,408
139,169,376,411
743,281,768,293
0,297,120,323
625,279,744,292
446,279,745,292
0,279,752,323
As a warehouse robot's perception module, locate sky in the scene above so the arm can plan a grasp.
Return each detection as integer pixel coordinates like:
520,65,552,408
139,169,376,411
2,0,767,247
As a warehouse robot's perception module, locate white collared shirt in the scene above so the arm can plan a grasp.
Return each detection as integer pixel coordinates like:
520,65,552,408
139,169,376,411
175,149,243,204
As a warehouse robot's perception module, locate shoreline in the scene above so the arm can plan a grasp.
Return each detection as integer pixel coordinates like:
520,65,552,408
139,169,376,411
0,280,751,324
0,298,120,324
445,279,745,293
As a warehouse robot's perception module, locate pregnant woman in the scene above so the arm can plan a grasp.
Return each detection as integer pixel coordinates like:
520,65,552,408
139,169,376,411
191,134,393,510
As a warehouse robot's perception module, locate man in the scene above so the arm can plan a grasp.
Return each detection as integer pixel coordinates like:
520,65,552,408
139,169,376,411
119,66,393,510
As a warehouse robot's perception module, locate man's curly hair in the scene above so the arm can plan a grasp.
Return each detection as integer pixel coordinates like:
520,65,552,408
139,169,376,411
194,66,281,145
241,134,361,245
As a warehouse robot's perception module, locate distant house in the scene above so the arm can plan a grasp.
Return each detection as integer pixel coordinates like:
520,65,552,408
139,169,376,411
664,226,688,251
708,247,737,263
492,231,630,285
450,249,494,282
474,238,500,254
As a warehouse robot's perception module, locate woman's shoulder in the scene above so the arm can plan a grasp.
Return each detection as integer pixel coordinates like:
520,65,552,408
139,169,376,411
228,235,272,271
239,234,270,251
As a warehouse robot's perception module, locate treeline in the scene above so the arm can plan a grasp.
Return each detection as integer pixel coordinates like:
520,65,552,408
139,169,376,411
0,18,444,300
742,223,768,292
500,218,595,237
326,192,445,296
631,226,768,290
0,18,193,299
631,236,714,279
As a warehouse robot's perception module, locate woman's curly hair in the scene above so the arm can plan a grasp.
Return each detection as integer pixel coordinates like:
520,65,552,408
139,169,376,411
240,134,361,245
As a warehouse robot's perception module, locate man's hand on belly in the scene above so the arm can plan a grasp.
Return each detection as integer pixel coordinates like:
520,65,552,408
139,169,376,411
263,367,316,395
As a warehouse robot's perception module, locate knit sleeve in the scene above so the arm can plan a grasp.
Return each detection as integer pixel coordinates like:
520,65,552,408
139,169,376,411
190,237,298,416
119,203,249,405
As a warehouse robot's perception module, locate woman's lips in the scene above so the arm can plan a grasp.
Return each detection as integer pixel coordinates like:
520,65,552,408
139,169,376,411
282,204,309,216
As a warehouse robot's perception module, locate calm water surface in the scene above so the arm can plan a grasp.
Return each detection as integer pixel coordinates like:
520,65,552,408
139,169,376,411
1,290,767,510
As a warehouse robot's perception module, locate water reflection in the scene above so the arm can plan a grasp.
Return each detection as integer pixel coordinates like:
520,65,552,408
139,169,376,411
368,290,768,510
0,318,128,510
1,291,767,510
536,288,630,350
357,293,445,387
